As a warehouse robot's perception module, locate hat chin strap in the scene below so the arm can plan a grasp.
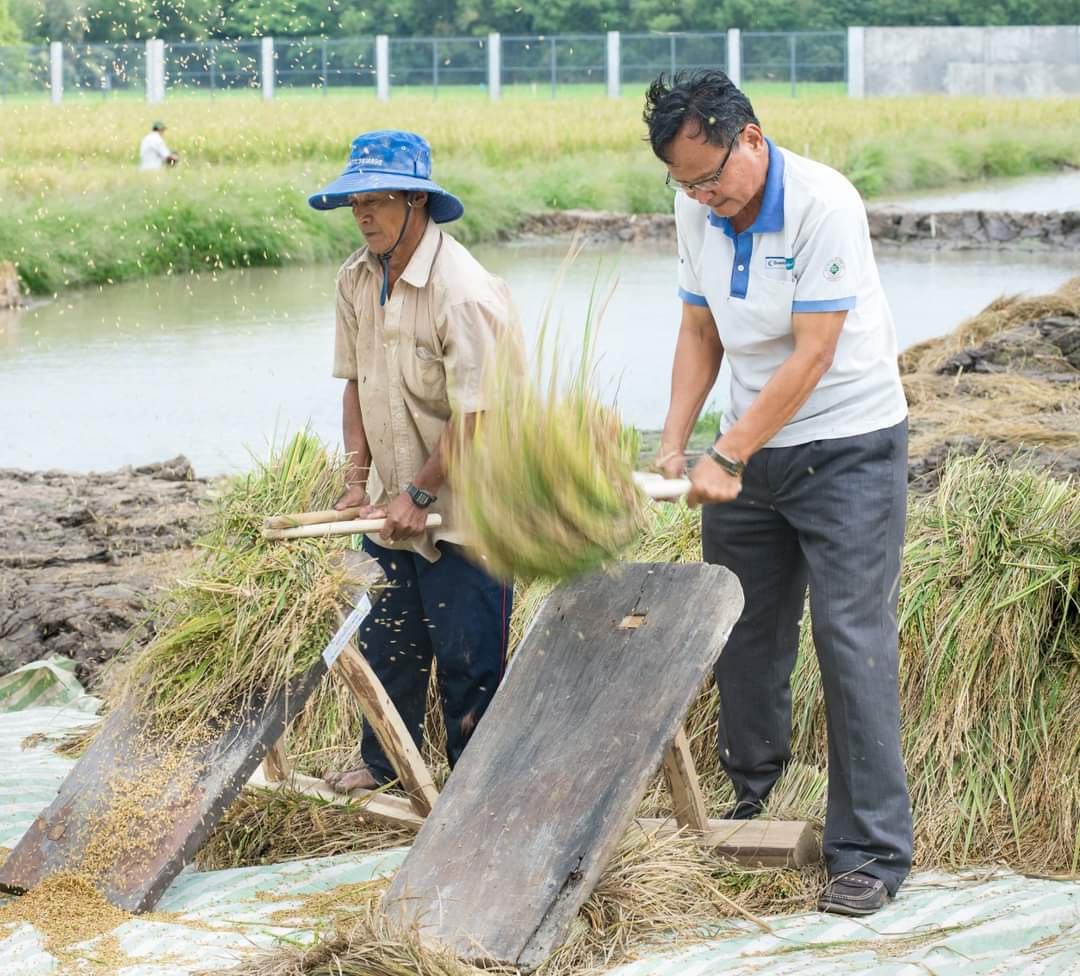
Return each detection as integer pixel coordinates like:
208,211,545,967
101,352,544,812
376,197,415,307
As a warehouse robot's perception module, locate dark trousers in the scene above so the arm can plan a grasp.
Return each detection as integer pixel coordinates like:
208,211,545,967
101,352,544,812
702,420,913,894
356,537,512,784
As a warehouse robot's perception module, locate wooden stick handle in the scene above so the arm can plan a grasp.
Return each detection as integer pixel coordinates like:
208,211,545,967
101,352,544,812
632,472,692,501
264,507,365,530
263,514,443,541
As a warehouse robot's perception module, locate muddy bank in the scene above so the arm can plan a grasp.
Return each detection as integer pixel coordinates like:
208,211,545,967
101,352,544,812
902,278,1080,488
511,207,1080,251
0,457,209,686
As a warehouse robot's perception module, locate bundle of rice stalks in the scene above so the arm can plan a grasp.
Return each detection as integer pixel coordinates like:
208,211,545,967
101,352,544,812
448,310,645,584
107,431,367,737
897,454,1080,869
787,452,1080,871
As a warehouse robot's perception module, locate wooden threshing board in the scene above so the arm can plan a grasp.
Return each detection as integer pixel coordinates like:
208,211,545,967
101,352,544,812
384,561,744,970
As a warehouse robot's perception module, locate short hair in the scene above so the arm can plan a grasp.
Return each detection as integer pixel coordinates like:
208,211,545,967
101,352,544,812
643,70,760,163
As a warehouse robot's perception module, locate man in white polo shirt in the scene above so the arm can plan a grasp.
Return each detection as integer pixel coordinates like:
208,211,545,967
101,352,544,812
645,70,911,916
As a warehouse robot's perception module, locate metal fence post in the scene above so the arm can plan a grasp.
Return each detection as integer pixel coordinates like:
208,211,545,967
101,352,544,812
549,35,556,99
670,34,676,79
726,29,741,87
432,38,439,97
846,26,864,98
145,39,164,103
261,36,274,99
50,41,63,103
321,39,328,94
789,34,797,97
488,32,501,101
606,31,620,97
376,35,389,100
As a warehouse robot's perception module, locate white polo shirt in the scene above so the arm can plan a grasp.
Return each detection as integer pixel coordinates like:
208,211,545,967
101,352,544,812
676,137,907,447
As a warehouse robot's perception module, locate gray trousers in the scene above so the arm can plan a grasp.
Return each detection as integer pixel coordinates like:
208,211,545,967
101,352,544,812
702,419,912,894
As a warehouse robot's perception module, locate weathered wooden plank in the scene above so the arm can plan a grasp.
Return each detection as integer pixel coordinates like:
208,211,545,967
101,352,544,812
334,640,439,817
0,551,384,913
247,769,424,829
383,562,744,971
636,817,820,868
661,726,709,832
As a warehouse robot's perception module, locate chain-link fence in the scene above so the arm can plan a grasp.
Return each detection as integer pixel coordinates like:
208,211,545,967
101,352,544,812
0,30,848,101
165,40,262,92
501,35,607,95
0,45,49,99
742,31,847,95
621,32,728,87
62,42,144,96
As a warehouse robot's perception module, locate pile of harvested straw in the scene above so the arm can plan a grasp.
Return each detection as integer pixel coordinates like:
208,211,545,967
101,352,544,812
106,431,368,735
901,276,1080,476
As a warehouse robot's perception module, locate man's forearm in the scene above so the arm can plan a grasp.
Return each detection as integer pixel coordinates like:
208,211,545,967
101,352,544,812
718,352,830,461
718,311,844,462
342,380,372,487
660,311,723,453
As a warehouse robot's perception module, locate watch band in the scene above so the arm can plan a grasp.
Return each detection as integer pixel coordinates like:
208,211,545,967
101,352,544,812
406,482,437,508
705,446,745,478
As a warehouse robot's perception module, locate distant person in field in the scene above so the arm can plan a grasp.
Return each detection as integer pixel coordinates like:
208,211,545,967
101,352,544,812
645,70,911,917
139,121,178,170
308,129,525,794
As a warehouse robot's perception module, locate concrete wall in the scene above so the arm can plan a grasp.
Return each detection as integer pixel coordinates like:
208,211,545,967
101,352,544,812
854,25,1080,97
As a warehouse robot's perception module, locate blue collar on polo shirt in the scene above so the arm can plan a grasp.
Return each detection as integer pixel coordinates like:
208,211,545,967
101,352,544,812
706,136,784,300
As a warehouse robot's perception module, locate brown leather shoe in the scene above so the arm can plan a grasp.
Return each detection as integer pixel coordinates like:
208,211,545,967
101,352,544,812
817,871,891,916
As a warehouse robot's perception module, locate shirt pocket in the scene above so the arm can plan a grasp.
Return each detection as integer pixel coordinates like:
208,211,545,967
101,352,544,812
742,274,797,339
402,342,448,404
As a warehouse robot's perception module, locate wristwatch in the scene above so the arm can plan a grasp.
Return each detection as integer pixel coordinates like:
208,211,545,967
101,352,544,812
405,482,437,508
706,446,745,478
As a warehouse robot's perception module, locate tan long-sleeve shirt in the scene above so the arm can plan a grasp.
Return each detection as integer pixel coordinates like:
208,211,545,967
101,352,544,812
332,217,524,561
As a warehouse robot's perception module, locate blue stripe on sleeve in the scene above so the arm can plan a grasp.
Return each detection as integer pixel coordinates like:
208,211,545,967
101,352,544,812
678,287,709,307
792,296,857,313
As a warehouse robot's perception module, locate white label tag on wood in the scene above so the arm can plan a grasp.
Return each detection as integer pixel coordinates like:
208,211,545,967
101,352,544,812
323,594,373,668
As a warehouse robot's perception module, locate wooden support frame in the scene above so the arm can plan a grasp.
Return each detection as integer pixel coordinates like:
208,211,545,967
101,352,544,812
253,606,441,825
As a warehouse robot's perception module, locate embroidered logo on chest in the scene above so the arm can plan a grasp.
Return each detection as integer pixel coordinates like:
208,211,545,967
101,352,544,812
823,258,846,281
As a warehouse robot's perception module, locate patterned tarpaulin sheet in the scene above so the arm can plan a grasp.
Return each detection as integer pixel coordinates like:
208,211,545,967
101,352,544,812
0,698,1077,974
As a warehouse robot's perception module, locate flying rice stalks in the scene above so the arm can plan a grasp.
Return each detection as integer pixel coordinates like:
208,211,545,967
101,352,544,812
448,270,646,584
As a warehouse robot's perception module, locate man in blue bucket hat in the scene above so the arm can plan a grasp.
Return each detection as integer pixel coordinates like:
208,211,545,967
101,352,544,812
311,130,525,794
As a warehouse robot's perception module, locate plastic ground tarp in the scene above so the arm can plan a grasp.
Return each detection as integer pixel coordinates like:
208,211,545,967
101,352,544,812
0,669,1078,975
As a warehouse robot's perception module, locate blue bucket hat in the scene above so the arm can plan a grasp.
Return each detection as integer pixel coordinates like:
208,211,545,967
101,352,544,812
308,129,463,223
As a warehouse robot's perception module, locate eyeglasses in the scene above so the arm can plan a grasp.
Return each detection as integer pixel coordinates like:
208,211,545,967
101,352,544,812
665,129,742,194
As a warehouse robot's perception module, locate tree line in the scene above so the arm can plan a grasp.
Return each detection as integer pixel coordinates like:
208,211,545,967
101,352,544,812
4,0,1076,46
